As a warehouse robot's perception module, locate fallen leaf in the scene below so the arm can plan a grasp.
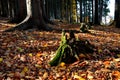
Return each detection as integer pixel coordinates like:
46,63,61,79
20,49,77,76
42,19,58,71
20,56,26,62
98,49,102,53
21,67,29,75
35,64,42,68
43,72,48,79
14,72,20,79
0,58,3,62
114,58,120,62
79,54,86,58
5,61,12,67
74,74,85,80
117,54,120,58
59,62,66,67
87,74,93,79
112,71,120,78
36,52,42,57
43,43,48,47
28,53,33,57
103,61,110,68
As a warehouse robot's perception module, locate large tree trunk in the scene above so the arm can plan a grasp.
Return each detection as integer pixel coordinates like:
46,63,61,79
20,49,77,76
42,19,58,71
5,0,55,32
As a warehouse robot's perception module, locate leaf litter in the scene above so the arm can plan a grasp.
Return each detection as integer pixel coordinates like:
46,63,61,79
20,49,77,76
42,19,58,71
0,20,120,79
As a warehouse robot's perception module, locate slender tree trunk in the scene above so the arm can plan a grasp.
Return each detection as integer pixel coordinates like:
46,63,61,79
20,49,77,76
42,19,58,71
71,0,77,23
115,0,120,28
61,0,65,20
99,0,103,23
80,0,82,22
0,0,2,16
94,0,99,24
92,0,94,23
41,0,54,24
1,0,8,17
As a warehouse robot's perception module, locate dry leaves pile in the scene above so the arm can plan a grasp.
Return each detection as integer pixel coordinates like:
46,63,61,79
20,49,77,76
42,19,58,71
0,20,120,79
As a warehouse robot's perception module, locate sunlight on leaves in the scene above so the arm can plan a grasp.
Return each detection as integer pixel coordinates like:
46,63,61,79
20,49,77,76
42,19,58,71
112,71,120,79
36,52,42,57
5,61,12,67
35,64,42,68
43,72,48,79
28,53,33,57
42,43,48,47
114,58,120,62
21,67,28,75
74,74,85,80
98,49,102,53
103,61,110,68
117,54,120,58
87,74,94,79
79,54,86,58
0,58,3,62
59,62,66,67
20,56,26,62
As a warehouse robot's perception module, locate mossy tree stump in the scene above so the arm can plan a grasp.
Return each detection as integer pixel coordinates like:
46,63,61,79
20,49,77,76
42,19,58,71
49,30,95,66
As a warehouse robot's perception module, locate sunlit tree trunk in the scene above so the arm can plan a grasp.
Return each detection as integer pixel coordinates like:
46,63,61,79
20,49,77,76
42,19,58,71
71,0,77,23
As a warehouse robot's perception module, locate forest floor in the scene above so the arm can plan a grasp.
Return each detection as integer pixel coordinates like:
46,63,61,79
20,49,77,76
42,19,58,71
0,18,120,79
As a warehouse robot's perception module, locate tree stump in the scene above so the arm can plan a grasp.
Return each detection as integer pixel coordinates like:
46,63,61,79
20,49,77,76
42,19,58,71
49,30,95,66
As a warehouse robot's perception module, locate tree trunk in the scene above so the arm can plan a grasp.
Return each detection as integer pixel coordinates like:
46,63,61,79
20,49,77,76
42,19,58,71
80,0,82,22
99,0,103,23
0,0,8,17
5,0,55,32
71,0,77,23
93,0,99,25
115,0,120,28
0,0,2,16
8,0,26,23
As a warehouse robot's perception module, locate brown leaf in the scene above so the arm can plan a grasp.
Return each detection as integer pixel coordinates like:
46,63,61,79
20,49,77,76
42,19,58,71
43,72,48,79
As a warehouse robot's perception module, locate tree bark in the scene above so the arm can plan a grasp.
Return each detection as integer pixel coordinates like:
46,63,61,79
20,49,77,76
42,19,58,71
0,0,8,17
0,0,2,16
5,0,55,32
93,0,99,25
80,0,82,22
115,0,120,28
71,0,77,23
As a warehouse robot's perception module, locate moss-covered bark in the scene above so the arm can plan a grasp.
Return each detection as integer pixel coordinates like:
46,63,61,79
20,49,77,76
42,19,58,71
71,0,77,23
49,30,94,66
